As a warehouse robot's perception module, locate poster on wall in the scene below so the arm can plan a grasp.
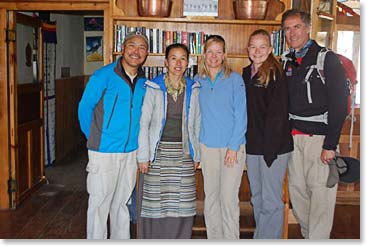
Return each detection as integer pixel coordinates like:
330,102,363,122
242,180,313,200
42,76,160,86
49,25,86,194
84,17,104,31
86,36,103,62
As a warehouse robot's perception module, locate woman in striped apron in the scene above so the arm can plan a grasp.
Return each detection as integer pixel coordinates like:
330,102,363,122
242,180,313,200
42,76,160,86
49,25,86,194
137,43,201,239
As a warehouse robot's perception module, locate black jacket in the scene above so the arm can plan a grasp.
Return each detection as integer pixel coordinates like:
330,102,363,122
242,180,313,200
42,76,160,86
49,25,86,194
282,40,349,150
242,66,293,167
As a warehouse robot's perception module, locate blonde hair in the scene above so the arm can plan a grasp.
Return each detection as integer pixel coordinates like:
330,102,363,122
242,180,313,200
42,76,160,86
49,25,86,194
248,29,283,86
197,35,232,79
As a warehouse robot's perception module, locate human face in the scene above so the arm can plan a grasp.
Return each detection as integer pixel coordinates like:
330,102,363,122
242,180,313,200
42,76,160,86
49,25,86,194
121,36,148,71
247,34,272,68
283,14,311,51
204,41,225,70
165,47,188,78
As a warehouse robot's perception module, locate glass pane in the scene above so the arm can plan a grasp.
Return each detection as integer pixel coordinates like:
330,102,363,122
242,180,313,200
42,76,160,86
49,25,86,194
16,23,39,84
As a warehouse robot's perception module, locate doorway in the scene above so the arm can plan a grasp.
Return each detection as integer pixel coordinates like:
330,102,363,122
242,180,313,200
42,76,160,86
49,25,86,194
1,9,105,209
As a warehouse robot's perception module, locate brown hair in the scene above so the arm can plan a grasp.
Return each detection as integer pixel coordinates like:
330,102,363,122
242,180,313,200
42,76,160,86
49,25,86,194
248,29,283,86
197,35,232,79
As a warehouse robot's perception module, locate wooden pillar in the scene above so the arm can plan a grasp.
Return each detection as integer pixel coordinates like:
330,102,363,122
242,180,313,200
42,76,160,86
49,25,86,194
0,8,10,209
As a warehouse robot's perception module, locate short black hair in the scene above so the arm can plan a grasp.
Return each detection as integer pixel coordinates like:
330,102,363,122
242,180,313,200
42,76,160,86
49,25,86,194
165,43,190,60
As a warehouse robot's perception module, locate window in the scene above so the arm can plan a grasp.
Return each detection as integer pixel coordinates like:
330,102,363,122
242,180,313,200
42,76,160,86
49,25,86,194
336,30,360,105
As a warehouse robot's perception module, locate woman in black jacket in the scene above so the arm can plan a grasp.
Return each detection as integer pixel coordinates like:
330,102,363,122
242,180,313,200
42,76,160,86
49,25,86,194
242,29,293,239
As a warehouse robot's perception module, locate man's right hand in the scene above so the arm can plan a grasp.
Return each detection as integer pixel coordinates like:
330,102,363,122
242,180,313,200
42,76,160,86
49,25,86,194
138,162,149,173
320,149,336,165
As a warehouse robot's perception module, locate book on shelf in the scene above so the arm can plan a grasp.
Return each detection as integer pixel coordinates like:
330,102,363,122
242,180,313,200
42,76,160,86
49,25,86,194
143,65,198,81
113,24,210,55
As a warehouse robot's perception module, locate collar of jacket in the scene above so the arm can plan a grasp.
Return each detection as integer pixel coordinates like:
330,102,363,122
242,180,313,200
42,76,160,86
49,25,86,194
146,73,200,91
113,56,145,82
290,39,313,58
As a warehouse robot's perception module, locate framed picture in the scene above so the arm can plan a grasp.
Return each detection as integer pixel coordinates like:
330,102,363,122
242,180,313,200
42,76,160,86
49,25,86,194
183,0,218,17
318,0,333,14
84,17,104,31
86,36,103,62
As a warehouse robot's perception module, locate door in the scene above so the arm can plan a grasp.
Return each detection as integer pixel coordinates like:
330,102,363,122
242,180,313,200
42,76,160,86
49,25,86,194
7,11,45,208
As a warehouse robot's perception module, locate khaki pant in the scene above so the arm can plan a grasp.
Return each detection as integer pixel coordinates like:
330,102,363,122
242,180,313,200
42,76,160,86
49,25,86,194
200,143,246,239
288,135,337,239
86,150,137,239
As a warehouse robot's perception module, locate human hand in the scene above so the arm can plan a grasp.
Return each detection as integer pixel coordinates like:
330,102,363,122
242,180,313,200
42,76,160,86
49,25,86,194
194,162,200,170
224,149,238,167
138,162,149,173
320,149,336,165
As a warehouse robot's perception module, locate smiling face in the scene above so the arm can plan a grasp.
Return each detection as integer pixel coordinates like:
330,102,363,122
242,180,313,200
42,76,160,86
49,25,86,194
283,14,311,51
204,41,225,70
247,33,272,68
165,47,189,78
121,36,148,72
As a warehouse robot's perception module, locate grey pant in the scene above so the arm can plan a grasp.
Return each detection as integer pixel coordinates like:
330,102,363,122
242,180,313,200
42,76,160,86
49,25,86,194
246,153,290,239
200,143,246,239
86,150,137,239
288,135,337,239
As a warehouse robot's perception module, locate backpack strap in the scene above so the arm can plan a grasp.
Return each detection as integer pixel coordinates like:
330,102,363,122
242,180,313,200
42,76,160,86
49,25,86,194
289,111,328,124
303,47,330,104
316,47,331,85
281,50,292,70
304,64,317,103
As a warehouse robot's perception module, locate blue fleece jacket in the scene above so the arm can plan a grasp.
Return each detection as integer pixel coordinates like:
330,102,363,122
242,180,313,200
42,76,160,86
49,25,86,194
195,71,247,151
78,59,147,153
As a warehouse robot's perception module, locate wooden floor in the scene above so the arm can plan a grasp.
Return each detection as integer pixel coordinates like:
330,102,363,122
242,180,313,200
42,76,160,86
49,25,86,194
0,149,360,239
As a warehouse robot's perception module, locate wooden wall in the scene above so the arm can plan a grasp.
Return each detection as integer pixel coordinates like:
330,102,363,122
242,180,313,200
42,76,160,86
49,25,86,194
0,9,10,209
55,76,86,163
337,107,360,204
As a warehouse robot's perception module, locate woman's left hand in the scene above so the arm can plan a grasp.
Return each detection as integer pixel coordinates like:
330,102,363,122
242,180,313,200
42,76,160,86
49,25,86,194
224,149,238,167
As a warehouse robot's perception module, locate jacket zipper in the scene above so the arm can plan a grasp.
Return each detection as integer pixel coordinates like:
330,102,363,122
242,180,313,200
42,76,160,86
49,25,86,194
152,90,167,162
106,95,118,129
124,96,133,152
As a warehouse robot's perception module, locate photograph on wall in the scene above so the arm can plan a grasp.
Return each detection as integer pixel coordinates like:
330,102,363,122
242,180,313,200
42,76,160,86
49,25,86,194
84,17,104,31
86,36,103,62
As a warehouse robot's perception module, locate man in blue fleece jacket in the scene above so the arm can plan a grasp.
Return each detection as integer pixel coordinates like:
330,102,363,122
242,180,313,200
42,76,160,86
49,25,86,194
78,31,148,239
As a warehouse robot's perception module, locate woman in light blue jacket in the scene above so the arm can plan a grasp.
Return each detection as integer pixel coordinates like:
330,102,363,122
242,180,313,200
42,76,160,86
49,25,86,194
194,35,247,239
137,43,200,239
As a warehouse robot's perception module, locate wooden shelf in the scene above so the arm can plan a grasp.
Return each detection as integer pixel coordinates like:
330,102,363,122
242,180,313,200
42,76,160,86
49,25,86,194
317,11,335,20
112,16,281,25
112,52,249,59
110,0,290,73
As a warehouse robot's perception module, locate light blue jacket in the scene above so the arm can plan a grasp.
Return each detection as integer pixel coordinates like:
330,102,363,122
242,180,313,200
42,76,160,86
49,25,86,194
195,71,247,151
78,59,147,153
137,74,201,163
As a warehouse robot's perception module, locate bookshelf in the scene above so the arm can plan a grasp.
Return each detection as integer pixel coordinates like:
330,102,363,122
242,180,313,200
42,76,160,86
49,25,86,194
109,0,290,74
108,0,291,237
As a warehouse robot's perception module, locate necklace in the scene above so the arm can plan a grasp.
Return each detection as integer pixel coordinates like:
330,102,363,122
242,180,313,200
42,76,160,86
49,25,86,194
164,74,186,102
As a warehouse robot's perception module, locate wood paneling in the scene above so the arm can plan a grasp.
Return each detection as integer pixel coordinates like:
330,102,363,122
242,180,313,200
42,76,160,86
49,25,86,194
55,76,85,163
337,108,360,204
0,8,10,209
0,0,109,10
16,83,44,205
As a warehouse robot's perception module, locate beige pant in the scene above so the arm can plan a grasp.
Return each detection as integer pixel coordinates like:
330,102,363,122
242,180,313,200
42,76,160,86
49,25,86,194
288,135,337,239
86,150,137,239
200,143,246,239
